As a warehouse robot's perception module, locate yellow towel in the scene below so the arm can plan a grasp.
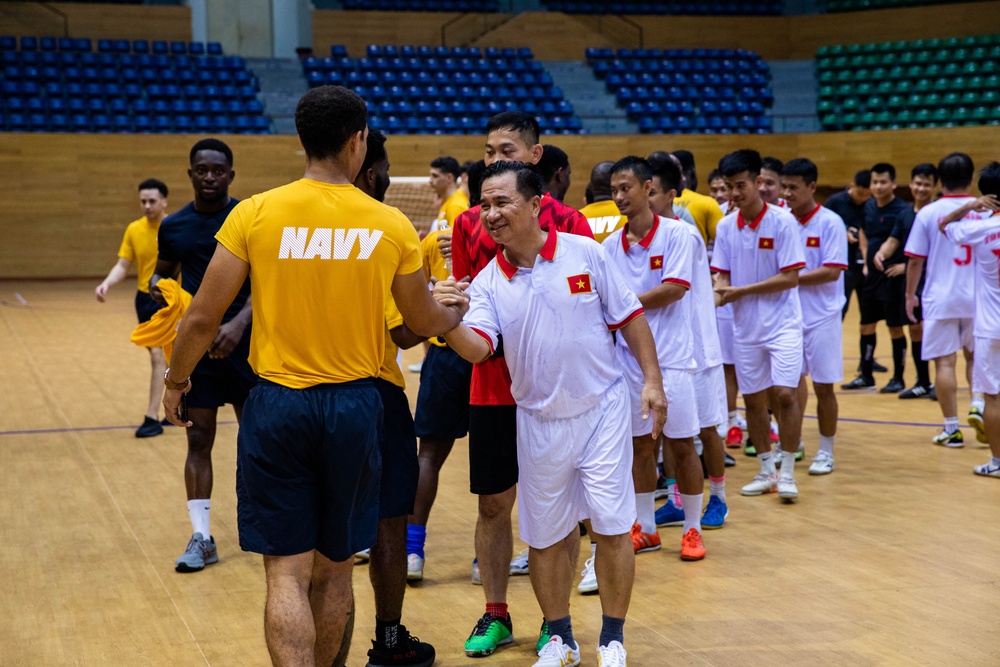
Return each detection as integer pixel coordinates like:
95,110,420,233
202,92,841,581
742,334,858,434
130,279,192,363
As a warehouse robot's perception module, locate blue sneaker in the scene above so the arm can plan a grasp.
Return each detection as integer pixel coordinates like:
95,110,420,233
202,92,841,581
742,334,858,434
654,500,684,527
700,495,728,530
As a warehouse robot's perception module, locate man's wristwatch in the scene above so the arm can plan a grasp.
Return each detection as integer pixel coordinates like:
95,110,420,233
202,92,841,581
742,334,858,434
163,369,190,390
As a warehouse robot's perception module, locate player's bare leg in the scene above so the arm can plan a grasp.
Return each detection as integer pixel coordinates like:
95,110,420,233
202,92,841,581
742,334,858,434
592,530,634,618
983,393,1000,460
146,347,166,420
369,516,407,625
528,533,574,623
741,389,783,497
932,352,963,445
408,439,455,526
630,435,660,550
477,488,515,604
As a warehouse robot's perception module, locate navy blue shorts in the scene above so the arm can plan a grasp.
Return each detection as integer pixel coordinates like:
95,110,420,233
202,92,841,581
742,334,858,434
374,378,419,519
236,379,382,561
414,344,472,440
134,290,163,324
188,328,257,409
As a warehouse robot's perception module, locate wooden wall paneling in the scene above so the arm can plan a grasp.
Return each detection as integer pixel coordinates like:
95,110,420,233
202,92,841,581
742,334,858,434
0,2,191,41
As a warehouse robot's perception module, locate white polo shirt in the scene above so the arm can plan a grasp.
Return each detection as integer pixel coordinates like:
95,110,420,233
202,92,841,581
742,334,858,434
796,204,848,327
603,214,696,372
945,215,1000,340
675,218,723,369
710,202,805,344
464,228,642,419
903,195,979,320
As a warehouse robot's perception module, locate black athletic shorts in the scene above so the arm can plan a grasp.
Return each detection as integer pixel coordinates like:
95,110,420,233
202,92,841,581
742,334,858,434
374,377,419,520
187,327,257,409
468,404,518,496
414,344,472,440
859,273,911,327
134,290,164,324
236,378,382,561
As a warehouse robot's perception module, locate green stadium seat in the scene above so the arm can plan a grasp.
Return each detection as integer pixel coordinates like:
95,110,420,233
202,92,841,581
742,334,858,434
938,48,954,62
942,62,961,77
911,39,928,51
864,95,883,109
879,53,898,66
931,108,949,122
874,110,892,124
828,45,846,57
819,70,835,84
970,106,989,122
987,75,1000,88
842,97,860,111
871,67,888,81
897,109,913,123
914,78,931,92
982,90,999,104
924,63,942,77
876,80,894,94
818,99,834,113
970,47,989,61
876,41,894,53
835,83,854,98
851,125,868,132
952,48,969,61
924,92,942,107
890,40,908,52
886,94,905,110
906,122,922,129
819,85,835,99
861,43,878,55
846,44,863,55
821,113,840,129
914,108,931,123
833,56,850,69
960,91,979,105
992,106,1000,121
842,112,858,127
856,81,874,96
817,57,833,70
905,65,923,79
816,46,832,58
888,65,906,80
959,37,977,48
953,106,971,121
896,80,913,94
943,37,960,49
906,93,924,107
926,39,943,50
972,35,992,47
942,92,960,106
848,55,866,68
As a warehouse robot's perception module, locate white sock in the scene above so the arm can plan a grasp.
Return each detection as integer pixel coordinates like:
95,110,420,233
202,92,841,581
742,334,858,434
992,457,1000,467
819,434,835,455
780,454,796,480
635,491,656,534
944,416,959,434
728,410,739,427
709,476,726,503
759,451,776,476
666,482,681,507
680,493,703,534
971,396,986,412
693,435,704,456
590,541,597,558
770,420,780,435
187,499,211,538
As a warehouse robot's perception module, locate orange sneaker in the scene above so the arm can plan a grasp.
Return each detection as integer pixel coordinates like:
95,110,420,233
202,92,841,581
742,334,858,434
630,524,661,554
680,528,706,561
725,426,743,448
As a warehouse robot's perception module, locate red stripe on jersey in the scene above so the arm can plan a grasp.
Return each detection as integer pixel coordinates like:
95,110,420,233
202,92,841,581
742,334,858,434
904,251,928,258
609,308,644,331
781,262,806,271
662,278,691,288
824,262,849,269
468,327,495,356
709,266,730,274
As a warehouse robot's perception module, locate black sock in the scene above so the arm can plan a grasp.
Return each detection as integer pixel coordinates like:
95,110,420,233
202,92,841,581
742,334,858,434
547,615,576,650
892,336,906,381
860,333,877,379
912,340,930,387
376,617,402,649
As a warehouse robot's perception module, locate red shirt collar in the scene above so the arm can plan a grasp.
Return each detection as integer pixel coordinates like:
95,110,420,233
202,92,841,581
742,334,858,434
737,202,768,231
796,203,822,226
495,225,558,280
940,194,972,198
621,214,660,252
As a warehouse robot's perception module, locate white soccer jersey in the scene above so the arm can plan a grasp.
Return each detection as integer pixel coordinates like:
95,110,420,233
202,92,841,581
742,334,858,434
604,215,696,372
903,195,980,320
720,200,731,215
945,215,1000,340
710,202,805,344
797,204,848,327
674,218,723,368
464,229,642,419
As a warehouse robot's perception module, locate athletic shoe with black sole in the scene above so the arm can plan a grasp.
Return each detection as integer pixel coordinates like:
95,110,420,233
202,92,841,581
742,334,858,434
366,626,435,667
880,377,905,394
842,375,875,390
135,416,163,438
899,384,932,399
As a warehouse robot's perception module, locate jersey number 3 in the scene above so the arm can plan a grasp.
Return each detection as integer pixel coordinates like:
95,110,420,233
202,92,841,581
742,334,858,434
955,245,972,266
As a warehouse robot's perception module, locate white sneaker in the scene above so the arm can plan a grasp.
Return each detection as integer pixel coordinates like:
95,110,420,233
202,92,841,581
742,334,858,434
736,414,748,430
716,423,728,439
973,460,1000,478
597,641,628,667
808,451,834,475
773,447,783,464
932,429,964,447
577,556,598,594
407,362,423,373
533,636,581,667
740,473,777,496
471,558,481,585
406,553,424,581
777,476,798,501
354,548,371,563
510,548,530,575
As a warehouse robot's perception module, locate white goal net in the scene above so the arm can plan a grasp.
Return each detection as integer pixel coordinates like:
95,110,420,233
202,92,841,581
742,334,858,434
385,176,439,235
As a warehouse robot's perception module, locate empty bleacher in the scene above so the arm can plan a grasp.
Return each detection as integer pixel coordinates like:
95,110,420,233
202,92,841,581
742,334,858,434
826,0,985,12
0,36,270,134
341,0,499,10
302,45,585,135
586,47,773,134
542,1,782,15
816,35,1000,131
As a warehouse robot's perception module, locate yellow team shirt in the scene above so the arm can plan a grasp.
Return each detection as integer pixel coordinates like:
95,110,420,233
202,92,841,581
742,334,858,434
379,298,406,389
215,179,422,389
673,189,724,244
580,199,626,244
118,216,160,293
433,188,469,231
421,230,451,347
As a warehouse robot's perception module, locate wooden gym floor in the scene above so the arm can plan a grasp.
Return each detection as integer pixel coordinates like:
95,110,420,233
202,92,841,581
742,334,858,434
1,280,997,667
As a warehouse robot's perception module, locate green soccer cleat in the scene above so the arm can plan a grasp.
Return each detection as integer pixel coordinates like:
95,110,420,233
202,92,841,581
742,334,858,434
535,621,552,655
464,613,513,657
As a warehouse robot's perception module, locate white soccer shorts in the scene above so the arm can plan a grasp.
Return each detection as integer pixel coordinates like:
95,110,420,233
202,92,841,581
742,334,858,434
516,379,635,549
972,336,1000,395
922,318,974,360
693,364,727,429
627,367,699,439
733,328,804,395
717,315,736,365
802,314,844,384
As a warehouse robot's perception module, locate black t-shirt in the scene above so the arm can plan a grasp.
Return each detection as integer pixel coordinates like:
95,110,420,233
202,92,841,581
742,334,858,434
861,196,914,273
158,198,250,323
824,189,866,269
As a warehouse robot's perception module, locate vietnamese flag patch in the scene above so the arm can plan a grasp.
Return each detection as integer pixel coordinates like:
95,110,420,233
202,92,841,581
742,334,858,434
567,273,593,294
650,255,664,270
759,237,774,249
806,237,820,248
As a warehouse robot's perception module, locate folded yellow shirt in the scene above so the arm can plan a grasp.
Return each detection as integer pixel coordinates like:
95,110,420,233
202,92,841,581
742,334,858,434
130,278,192,363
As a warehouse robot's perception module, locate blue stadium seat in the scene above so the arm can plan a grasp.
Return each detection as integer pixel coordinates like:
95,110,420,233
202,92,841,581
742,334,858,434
207,42,223,56
189,42,205,55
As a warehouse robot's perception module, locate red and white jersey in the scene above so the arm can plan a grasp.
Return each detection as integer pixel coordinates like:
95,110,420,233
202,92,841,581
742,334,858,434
464,228,642,419
945,215,1000,340
604,214,696,372
904,195,982,320
676,218,723,368
711,202,805,343
719,200,731,215
796,204,848,327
